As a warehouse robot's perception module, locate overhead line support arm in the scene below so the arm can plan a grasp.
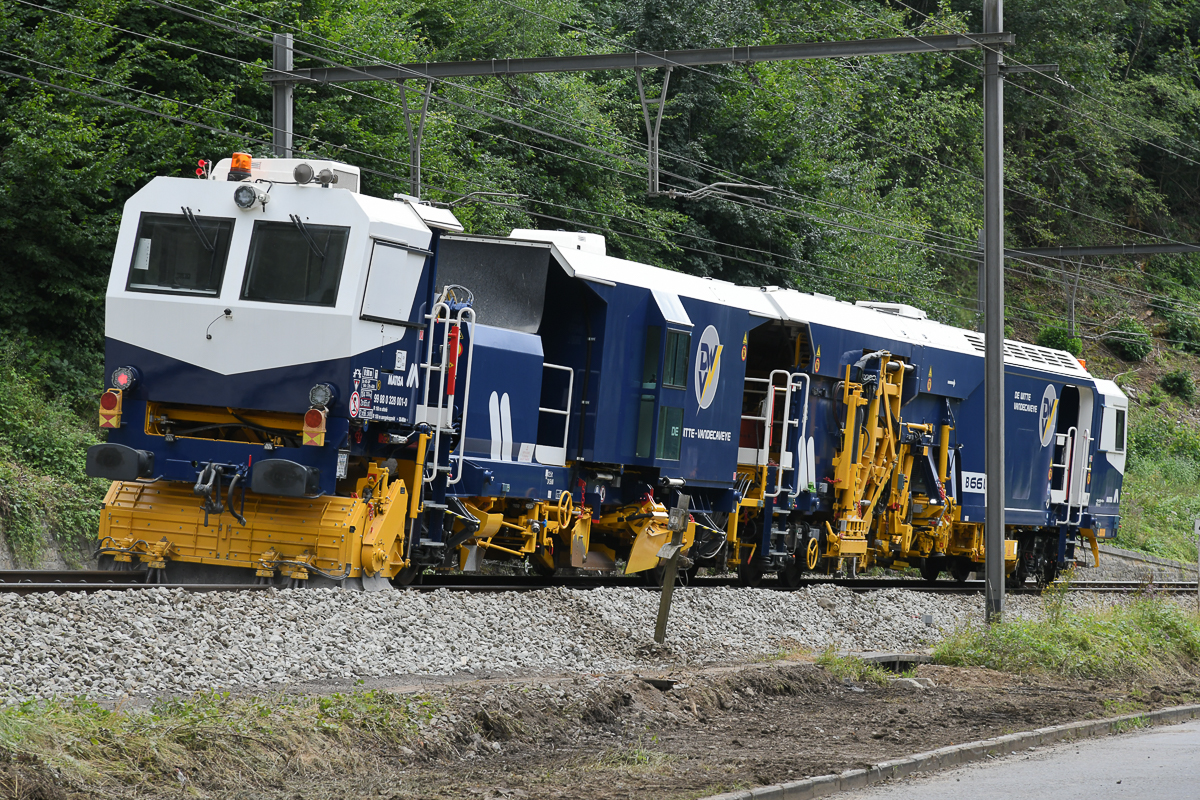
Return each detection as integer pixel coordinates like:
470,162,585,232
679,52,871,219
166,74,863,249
262,33,1016,84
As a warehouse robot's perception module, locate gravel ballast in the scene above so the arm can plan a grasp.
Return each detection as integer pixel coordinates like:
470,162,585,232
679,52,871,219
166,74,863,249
1,584,1047,702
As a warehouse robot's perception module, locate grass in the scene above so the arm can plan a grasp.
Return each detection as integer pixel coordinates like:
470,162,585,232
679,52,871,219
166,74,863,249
0,341,106,565
1118,455,1200,564
0,689,447,794
933,596,1200,680
815,650,895,686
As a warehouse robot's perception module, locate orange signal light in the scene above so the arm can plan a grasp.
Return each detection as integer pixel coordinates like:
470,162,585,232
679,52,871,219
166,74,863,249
231,152,252,172
302,407,327,447
99,389,123,429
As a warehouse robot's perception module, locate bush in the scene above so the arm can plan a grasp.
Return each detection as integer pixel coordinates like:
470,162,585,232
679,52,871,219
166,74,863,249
933,598,1200,679
1158,368,1195,402
1104,317,1153,361
1036,325,1083,356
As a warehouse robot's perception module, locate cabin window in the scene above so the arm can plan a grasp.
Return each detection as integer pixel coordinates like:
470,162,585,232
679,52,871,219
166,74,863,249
1114,408,1126,453
656,406,683,460
241,219,349,307
126,211,233,296
662,330,691,389
360,239,429,326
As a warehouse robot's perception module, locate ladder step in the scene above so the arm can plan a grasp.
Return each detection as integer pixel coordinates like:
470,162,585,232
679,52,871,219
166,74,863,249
423,502,448,510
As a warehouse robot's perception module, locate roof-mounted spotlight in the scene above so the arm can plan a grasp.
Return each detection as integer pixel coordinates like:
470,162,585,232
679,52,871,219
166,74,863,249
293,163,314,184
316,168,338,188
233,183,269,211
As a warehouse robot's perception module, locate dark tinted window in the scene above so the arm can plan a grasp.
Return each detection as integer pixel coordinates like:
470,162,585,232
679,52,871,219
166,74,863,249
641,326,661,389
663,330,690,389
127,211,233,296
241,219,349,306
656,406,683,460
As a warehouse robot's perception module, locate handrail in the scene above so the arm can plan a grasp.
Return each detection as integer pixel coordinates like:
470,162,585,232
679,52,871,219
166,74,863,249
1063,426,1091,526
420,296,476,485
1053,426,1077,524
445,306,476,486
765,371,809,498
788,373,811,499
537,362,575,458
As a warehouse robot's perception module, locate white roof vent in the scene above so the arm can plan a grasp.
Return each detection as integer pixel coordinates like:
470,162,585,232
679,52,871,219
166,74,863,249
855,301,928,320
509,229,606,256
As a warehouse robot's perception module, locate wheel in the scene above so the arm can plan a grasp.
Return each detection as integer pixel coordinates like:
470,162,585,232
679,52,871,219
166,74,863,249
644,558,692,587
555,490,573,527
737,558,764,588
920,556,944,584
531,559,558,579
779,562,804,588
949,558,973,583
391,563,422,587
1005,557,1027,589
805,537,820,570
1037,561,1059,588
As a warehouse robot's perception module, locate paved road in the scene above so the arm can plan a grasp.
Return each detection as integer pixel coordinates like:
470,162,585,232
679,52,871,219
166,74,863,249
849,719,1200,800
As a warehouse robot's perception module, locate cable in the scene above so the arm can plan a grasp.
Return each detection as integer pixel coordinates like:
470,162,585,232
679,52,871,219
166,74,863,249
10,60,1191,352
16,5,1200,329
493,0,1200,252
877,0,1200,163
161,0,982,252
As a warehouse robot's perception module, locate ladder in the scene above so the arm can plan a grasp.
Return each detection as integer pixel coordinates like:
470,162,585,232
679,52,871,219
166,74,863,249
420,287,476,485
764,370,810,499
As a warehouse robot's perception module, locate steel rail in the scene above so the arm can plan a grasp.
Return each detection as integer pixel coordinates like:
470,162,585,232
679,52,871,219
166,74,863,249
1,571,1192,595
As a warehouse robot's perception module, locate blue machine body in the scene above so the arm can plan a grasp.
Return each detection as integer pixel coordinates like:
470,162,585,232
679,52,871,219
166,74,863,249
93,159,1128,580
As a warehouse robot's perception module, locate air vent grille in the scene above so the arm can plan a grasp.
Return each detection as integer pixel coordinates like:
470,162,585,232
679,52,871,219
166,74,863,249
963,332,1083,371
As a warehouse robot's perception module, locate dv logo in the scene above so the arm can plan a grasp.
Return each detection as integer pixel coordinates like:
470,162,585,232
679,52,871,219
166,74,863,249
695,325,723,410
1039,384,1058,447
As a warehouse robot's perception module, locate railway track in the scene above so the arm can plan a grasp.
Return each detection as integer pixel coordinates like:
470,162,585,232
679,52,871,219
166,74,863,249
1,570,1195,596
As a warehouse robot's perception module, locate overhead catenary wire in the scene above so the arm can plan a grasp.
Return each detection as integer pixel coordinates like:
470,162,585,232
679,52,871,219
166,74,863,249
6,61,1192,352
12,3,1200,337
170,0,985,253
158,0,1200,280
874,0,1200,164
489,0,1200,253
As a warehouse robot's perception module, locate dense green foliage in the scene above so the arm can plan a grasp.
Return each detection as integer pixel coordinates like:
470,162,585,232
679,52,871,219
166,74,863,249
1036,324,1083,356
1104,317,1153,361
5,0,1200,561
0,342,105,562
934,594,1200,679
1159,366,1196,399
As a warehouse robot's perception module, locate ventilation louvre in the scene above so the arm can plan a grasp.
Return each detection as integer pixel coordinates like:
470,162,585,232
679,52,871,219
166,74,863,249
963,332,1083,372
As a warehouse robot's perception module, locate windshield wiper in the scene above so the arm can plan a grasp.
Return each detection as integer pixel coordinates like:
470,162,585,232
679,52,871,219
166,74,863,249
290,214,326,261
181,206,215,252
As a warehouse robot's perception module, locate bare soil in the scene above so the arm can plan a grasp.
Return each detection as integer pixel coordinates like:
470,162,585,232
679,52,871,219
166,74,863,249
4,657,1198,800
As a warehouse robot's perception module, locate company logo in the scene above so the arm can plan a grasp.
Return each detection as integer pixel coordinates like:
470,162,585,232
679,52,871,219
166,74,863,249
695,325,723,410
1038,384,1058,447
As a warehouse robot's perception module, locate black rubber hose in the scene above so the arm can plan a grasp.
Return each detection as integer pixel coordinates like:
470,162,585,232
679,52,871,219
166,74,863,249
227,474,247,526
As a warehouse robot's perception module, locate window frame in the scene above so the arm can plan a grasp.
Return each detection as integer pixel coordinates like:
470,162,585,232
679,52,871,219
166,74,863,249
125,211,235,297
656,405,683,461
239,218,351,308
662,329,691,390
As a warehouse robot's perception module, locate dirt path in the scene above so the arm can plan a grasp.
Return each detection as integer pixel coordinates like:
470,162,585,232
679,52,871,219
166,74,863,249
5,657,1198,800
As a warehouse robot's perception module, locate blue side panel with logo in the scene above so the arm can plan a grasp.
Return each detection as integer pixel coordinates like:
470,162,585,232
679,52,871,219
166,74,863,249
563,280,749,486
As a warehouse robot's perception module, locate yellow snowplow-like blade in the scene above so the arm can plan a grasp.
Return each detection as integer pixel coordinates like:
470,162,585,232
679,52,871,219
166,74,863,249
99,480,369,577
624,526,672,574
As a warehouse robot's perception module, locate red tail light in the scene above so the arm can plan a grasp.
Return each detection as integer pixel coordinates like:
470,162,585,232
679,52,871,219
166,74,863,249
304,409,324,428
100,391,119,410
